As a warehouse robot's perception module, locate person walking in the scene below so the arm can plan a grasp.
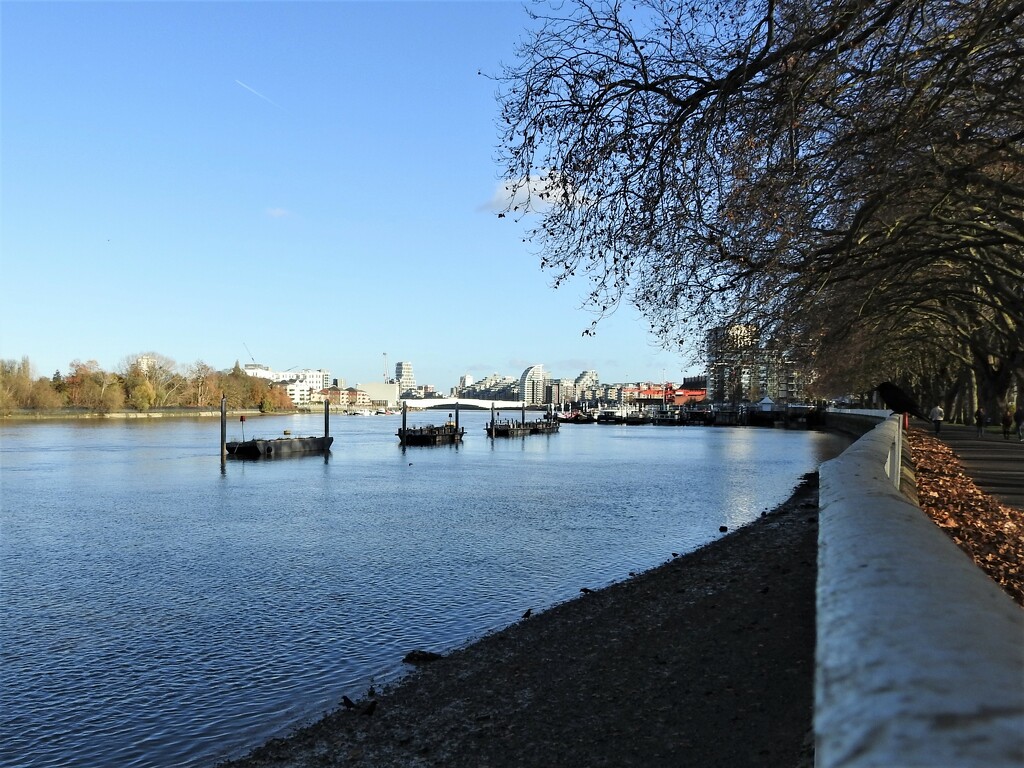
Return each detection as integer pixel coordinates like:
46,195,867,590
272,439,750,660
1002,409,1013,440
975,407,986,438
929,404,945,435
1015,406,1024,442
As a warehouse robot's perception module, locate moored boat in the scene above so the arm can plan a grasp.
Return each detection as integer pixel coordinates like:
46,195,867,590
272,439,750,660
596,408,627,424
222,400,333,460
556,410,597,424
398,401,464,445
485,417,560,437
226,435,334,458
397,424,464,446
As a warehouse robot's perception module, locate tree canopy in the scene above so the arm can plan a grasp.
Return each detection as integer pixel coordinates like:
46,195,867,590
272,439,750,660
0,355,295,415
498,0,1023,407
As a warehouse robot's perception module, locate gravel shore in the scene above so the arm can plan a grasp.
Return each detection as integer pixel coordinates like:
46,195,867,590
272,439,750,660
218,473,821,768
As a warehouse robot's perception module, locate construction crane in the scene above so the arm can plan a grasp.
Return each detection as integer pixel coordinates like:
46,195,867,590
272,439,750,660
383,352,389,383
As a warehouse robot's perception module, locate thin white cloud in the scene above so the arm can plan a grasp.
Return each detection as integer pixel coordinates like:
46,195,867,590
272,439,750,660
484,172,576,214
265,208,291,218
235,79,282,109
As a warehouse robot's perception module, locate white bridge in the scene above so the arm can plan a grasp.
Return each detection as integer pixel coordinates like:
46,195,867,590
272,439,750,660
402,398,527,410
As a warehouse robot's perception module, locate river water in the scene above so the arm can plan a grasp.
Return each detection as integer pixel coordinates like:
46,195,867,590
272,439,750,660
0,411,850,768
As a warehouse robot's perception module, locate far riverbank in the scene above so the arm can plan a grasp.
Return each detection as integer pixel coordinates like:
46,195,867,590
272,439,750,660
1,407,254,421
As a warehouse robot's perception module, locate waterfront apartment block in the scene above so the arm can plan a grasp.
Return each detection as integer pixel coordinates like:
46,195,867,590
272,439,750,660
395,361,416,395
519,364,546,405
705,325,806,404
243,363,333,406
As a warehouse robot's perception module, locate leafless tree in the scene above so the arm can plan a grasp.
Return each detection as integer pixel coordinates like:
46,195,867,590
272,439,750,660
498,0,1023,403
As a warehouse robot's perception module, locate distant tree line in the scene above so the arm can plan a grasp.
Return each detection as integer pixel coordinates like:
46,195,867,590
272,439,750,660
0,355,295,415
497,0,1023,418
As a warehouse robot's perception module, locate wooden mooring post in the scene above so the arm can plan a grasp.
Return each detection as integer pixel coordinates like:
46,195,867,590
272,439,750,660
220,394,227,463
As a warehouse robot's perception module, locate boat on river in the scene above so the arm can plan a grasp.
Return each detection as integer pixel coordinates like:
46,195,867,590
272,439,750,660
556,410,597,424
596,407,627,424
485,402,561,437
221,400,333,460
226,435,334,458
398,401,465,446
485,416,560,437
397,424,465,446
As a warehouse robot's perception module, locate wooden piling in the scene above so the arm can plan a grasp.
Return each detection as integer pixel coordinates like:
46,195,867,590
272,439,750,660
220,394,227,462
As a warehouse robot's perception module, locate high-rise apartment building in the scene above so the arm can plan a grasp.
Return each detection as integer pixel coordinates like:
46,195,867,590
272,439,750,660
519,364,546,405
395,361,416,395
575,370,599,390
705,325,805,403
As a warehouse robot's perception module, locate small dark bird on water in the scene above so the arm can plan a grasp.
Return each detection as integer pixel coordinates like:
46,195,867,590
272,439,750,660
580,587,594,594
521,608,532,619
876,382,930,422
342,695,356,709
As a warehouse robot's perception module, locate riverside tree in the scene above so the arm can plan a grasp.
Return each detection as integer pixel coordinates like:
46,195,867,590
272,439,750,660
0,356,296,413
497,0,1024,407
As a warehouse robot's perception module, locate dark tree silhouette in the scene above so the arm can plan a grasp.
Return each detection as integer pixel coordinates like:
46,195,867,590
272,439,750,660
497,0,1024,406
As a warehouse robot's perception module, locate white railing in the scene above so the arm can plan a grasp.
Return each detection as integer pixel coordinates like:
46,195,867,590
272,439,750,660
816,416,1024,767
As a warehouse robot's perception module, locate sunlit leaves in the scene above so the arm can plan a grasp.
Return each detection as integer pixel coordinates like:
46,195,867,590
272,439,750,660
909,429,1023,605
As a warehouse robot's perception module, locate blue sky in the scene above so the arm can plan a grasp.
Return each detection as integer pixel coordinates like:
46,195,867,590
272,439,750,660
2,1,701,390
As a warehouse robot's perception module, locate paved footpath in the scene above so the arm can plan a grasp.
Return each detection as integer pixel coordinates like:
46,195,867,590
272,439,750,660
931,422,1024,511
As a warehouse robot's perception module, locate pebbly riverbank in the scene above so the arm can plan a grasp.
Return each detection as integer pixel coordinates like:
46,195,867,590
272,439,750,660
217,473,821,768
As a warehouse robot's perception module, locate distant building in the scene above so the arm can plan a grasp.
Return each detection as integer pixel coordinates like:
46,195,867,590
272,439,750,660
242,364,332,406
395,362,416,395
705,325,805,403
320,386,345,406
359,382,400,409
243,363,275,380
518,365,546,405
457,373,518,400
575,370,599,391
345,387,373,409
547,378,576,405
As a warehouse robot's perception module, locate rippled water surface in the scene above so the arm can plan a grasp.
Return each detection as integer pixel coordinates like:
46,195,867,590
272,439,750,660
1,412,850,767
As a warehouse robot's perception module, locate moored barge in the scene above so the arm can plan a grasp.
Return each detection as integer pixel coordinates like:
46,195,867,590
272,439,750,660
485,417,560,437
486,403,560,437
398,401,464,446
397,423,465,446
226,435,334,458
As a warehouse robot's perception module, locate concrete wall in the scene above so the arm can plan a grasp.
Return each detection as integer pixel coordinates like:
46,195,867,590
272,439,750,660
816,416,1024,767
824,409,886,438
